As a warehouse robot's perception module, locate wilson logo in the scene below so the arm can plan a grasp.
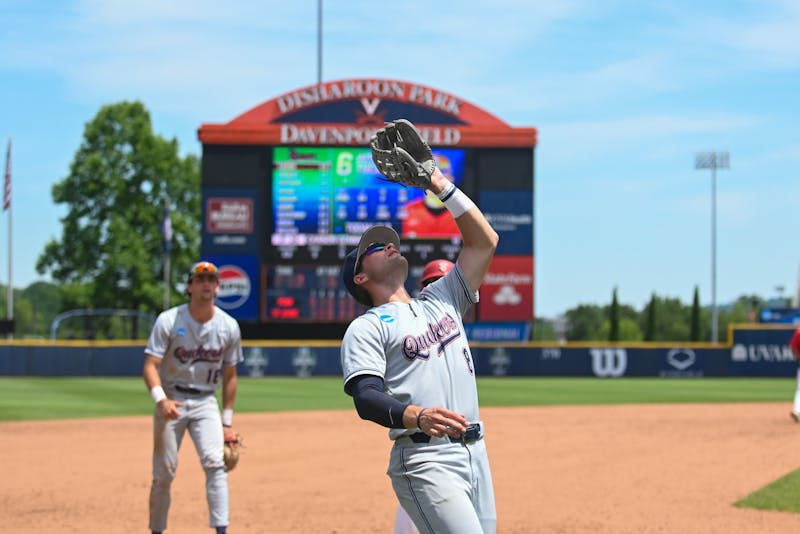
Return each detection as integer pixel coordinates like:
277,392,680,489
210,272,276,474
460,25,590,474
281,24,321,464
590,348,627,377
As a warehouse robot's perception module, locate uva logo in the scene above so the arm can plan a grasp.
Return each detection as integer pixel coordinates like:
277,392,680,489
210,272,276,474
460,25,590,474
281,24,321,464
216,265,251,310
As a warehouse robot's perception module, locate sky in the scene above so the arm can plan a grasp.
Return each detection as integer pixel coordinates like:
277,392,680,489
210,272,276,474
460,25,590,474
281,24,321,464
0,0,799,318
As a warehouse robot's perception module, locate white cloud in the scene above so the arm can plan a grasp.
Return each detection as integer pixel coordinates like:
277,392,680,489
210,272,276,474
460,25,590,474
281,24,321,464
539,113,760,162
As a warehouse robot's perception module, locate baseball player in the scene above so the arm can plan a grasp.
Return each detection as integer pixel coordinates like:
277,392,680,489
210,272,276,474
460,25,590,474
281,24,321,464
419,259,456,291
790,327,800,422
341,120,499,534
143,261,243,534
392,258,457,534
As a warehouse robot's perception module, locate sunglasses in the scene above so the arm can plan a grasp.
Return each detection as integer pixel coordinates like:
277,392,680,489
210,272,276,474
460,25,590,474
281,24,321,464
190,262,218,276
356,242,386,273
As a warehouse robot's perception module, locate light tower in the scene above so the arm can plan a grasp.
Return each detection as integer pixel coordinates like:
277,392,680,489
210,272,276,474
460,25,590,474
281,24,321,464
694,151,730,343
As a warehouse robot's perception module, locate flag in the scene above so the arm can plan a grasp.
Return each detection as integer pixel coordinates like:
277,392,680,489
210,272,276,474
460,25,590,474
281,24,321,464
161,205,173,253
3,139,10,211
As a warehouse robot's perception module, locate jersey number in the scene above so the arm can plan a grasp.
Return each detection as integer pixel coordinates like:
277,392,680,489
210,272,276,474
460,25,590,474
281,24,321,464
206,368,222,385
463,348,474,375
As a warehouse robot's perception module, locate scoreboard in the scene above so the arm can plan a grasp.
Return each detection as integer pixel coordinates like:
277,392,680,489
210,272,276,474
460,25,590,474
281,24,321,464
198,78,537,339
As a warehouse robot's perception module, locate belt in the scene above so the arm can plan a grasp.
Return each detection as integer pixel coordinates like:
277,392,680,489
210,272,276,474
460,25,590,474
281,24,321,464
174,385,209,395
406,423,483,445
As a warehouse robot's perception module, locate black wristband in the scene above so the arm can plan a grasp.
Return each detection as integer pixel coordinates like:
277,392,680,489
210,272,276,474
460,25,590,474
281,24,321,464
416,408,427,430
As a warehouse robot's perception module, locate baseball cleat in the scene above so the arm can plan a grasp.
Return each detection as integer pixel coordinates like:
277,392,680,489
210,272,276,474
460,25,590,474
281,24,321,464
790,411,800,423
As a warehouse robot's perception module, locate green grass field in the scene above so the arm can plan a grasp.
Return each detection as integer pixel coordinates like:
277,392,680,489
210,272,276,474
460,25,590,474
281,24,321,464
735,470,800,513
0,376,793,422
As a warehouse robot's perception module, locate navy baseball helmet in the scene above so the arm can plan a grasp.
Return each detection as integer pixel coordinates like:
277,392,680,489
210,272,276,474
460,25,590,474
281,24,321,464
342,225,401,306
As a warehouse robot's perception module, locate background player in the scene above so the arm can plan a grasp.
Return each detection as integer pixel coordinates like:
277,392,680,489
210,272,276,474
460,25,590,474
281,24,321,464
392,258,456,534
340,152,499,532
789,326,800,421
419,259,455,292
143,261,243,534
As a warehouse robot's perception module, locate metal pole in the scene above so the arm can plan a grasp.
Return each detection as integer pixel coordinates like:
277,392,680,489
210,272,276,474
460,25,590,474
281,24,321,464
6,177,11,322
162,196,172,311
317,0,323,85
163,253,170,311
694,151,729,344
5,138,12,338
711,165,718,343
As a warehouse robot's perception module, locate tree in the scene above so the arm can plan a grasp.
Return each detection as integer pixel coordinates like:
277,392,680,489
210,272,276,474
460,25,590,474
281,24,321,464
715,295,766,343
36,101,200,313
599,318,643,341
565,304,605,341
21,282,62,337
690,286,701,342
531,318,557,341
644,293,657,341
0,282,63,338
609,287,620,341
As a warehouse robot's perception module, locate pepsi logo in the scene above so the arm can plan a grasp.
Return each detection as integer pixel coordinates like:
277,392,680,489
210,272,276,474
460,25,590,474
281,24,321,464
216,265,252,309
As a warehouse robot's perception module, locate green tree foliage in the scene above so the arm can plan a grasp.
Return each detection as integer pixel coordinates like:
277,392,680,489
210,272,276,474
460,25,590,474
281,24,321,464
559,290,770,342
35,101,200,313
599,317,643,341
531,318,557,341
0,282,62,338
714,294,766,342
565,300,641,342
644,293,657,341
637,294,692,341
565,304,605,340
690,286,702,342
21,282,62,337
609,287,620,341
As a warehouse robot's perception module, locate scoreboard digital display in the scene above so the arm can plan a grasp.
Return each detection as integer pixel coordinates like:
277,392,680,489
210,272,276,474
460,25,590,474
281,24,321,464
270,146,466,260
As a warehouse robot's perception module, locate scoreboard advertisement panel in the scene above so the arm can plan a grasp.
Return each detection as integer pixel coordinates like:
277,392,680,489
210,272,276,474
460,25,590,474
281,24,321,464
199,78,537,339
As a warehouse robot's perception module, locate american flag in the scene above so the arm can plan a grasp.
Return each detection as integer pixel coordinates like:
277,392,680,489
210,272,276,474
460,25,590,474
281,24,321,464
2,139,10,211
161,204,173,253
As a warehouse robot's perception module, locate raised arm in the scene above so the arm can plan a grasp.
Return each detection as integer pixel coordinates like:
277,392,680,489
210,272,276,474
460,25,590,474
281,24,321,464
427,168,498,293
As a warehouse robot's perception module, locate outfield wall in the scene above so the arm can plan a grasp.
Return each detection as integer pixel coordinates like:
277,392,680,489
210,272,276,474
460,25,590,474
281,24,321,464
0,325,796,378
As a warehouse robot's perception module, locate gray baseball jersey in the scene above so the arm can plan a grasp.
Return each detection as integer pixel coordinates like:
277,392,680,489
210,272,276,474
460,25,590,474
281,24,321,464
341,263,479,440
145,304,243,390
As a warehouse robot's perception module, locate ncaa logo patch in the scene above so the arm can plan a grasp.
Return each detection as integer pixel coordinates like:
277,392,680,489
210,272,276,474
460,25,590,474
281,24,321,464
176,327,186,337
379,314,395,323
216,265,252,310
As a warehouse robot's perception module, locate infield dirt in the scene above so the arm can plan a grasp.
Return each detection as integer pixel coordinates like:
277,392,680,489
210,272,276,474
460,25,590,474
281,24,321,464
2,403,799,533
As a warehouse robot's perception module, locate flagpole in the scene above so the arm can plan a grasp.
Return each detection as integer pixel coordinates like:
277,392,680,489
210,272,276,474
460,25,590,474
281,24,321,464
162,197,172,311
4,138,12,334
163,252,170,310
6,188,11,320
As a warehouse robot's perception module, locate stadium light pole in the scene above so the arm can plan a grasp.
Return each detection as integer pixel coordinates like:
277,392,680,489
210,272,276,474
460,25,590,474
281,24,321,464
694,151,730,343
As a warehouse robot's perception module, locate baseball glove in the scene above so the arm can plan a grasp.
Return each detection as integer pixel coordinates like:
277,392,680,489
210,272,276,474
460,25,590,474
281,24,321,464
370,119,435,189
223,432,243,471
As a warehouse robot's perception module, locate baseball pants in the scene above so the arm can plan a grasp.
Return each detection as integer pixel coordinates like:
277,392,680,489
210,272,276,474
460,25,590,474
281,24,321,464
149,392,228,531
388,436,496,534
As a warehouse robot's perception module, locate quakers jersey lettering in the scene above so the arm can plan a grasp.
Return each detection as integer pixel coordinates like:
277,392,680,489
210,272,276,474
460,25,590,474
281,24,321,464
145,304,243,392
341,263,479,440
